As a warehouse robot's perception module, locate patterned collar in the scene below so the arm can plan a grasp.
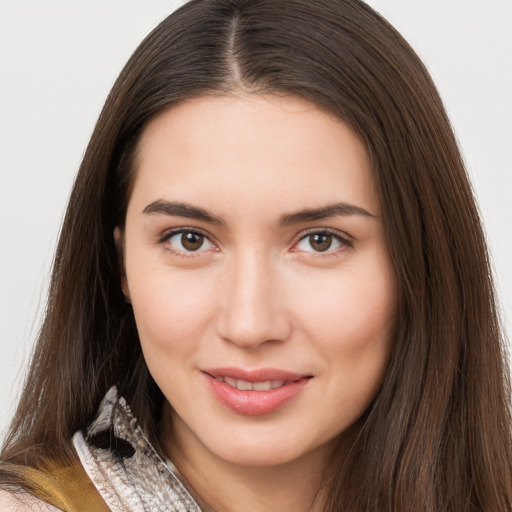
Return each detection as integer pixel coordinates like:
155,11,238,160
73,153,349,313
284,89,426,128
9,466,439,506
73,387,203,512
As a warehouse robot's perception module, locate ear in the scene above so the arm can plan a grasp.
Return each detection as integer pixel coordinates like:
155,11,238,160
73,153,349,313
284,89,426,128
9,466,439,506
114,227,130,302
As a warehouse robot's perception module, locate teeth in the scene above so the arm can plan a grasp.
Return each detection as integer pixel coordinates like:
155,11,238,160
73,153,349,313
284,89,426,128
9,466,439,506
237,380,253,391
224,376,238,388
253,381,272,391
221,378,286,391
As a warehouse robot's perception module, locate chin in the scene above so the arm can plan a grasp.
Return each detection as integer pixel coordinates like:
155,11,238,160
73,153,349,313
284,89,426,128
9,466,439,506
201,420,340,470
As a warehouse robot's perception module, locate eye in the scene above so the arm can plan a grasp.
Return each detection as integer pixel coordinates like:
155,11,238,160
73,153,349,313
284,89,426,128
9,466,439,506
294,231,351,253
164,230,215,254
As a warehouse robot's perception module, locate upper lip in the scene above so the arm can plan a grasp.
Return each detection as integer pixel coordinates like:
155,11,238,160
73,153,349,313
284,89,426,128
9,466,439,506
203,367,311,382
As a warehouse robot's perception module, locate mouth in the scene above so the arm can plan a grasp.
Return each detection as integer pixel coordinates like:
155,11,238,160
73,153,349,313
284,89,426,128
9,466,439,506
210,376,289,391
202,368,312,416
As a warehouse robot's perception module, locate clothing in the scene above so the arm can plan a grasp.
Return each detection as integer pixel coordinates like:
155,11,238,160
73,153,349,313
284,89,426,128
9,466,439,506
5,388,204,512
72,386,203,512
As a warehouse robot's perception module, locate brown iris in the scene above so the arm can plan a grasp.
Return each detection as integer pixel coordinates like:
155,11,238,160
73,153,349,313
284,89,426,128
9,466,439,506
181,232,205,251
309,233,333,252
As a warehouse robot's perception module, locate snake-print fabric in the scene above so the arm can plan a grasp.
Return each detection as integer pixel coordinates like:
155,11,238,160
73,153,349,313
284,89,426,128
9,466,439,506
73,387,202,512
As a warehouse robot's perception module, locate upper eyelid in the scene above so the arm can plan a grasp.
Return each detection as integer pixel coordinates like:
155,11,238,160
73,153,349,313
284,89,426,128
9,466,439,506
294,227,353,243
159,226,214,242
159,228,217,257
291,228,354,255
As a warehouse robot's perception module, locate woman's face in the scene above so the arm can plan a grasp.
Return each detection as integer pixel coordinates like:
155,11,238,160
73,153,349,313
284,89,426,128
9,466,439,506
118,94,397,469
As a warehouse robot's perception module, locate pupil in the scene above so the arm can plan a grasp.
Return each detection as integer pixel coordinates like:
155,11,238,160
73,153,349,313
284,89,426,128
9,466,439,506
310,233,332,252
182,232,203,251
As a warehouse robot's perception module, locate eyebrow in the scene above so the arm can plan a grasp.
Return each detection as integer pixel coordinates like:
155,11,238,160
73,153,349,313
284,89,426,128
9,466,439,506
142,199,374,226
279,202,375,226
143,200,226,225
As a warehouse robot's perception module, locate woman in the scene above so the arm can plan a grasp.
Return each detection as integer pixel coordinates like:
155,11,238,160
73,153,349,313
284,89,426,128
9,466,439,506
1,0,511,510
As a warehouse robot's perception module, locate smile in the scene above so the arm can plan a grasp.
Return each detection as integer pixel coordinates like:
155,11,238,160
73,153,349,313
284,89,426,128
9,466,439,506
214,376,285,391
203,368,312,415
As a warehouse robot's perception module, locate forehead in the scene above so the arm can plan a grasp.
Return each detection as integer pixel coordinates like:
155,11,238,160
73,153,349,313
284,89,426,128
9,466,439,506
130,93,379,218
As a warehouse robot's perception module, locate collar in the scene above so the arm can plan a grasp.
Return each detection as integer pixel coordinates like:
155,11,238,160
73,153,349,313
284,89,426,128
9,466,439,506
72,386,203,512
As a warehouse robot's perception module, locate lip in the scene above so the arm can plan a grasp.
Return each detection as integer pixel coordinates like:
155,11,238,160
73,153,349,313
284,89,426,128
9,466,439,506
203,367,309,382
203,367,312,416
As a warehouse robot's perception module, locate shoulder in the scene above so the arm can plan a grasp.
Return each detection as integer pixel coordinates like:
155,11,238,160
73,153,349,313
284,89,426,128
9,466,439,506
0,490,62,512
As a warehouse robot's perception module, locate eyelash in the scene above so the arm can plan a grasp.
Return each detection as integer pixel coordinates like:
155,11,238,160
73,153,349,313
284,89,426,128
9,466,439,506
292,228,353,257
158,227,216,258
157,227,353,258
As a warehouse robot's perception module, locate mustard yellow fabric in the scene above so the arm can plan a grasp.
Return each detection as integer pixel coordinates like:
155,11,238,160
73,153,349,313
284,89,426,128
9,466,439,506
24,462,109,512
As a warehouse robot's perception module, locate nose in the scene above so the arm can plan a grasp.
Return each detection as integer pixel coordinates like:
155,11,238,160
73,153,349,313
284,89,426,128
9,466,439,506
216,251,293,349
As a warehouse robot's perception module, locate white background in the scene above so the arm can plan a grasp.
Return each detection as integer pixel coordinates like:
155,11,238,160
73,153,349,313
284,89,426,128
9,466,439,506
1,0,511,441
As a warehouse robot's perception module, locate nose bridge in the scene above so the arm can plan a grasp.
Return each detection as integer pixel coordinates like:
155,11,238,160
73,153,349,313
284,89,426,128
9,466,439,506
217,247,290,348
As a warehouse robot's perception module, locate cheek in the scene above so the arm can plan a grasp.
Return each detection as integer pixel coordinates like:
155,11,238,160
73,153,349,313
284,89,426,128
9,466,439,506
126,260,218,354
297,263,395,345
315,276,395,423
293,258,396,400
128,269,218,405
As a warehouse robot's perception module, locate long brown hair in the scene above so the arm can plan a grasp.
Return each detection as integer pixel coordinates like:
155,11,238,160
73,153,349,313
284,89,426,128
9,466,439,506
2,0,511,509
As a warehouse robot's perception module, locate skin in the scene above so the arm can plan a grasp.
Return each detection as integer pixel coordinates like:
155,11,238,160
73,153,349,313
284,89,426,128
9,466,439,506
117,93,397,512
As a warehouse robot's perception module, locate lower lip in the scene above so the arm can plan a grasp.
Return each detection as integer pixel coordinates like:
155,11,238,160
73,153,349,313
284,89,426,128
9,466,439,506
205,374,310,416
